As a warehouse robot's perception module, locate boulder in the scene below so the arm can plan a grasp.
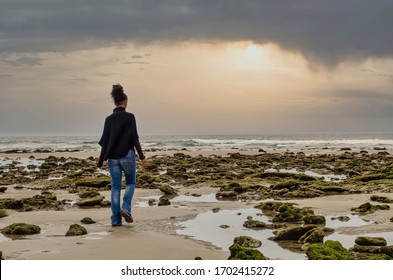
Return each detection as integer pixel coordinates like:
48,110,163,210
75,176,111,188
243,219,268,229
1,223,41,235
80,217,96,224
370,195,393,203
306,240,354,260
158,185,178,195
75,195,104,207
158,197,171,206
65,224,87,236
303,215,326,224
228,243,268,260
273,225,316,241
380,246,393,258
233,236,262,248
350,244,381,254
299,228,325,244
355,236,387,246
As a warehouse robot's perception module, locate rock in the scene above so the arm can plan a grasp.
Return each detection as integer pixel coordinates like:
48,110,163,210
258,149,266,153
75,195,104,207
340,148,351,151
331,216,350,222
158,185,178,195
271,179,300,190
306,240,354,260
357,174,386,182
1,223,41,235
228,243,268,260
390,217,393,223
212,207,220,213
355,236,387,246
243,219,268,229
374,147,387,151
273,225,316,241
148,199,157,206
370,195,393,203
271,204,304,223
350,244,381,254
219,225,230,229
0,187,7,193
299,228,325,244
65,224,87,236
303,215,326,224
215,191,238,200
233,236,262,248
158,197,171,206
351,202,372,212
0,209,8,218
75,176,111,188
380,246,393,258
372,254,393,260
194,256,203,260
80,217,96,224
78,190,100,199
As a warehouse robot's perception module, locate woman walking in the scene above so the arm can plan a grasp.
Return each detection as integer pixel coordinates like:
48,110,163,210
97,84,146,227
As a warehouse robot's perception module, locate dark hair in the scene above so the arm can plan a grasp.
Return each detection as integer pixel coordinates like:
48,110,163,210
111,83,128,105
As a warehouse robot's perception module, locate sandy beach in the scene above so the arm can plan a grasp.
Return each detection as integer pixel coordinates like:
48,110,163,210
1,149,393,260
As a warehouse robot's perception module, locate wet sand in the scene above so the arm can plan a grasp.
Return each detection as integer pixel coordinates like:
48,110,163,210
1,149,393,260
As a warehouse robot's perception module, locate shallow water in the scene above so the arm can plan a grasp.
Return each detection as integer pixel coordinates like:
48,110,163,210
265,168,347,182
136,193,219,208
176,209,392,260
176,208,306,260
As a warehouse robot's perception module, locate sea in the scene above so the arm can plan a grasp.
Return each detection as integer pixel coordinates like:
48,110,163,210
1,134,393,153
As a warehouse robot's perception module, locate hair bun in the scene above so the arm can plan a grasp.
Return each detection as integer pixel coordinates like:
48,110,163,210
111,83,127,104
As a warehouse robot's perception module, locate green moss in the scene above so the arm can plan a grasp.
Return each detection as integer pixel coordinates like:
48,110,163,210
0,209,8,218
306,240,354,260
228,244,268,260
75,176,111,188
1,223,41,235
272,204,303,223
65,224,87,236
372,254,393,260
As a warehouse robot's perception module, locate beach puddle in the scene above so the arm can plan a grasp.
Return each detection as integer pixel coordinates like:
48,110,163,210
265,168,347,182
176,208,306,260
136,193,219,208
176,209,393,260
84,231,111,240
0,157,44,172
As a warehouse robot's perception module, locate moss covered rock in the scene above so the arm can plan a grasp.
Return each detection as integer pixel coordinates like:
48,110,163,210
243,219,268,229
306,240,354,260
75,195,104,207
158,197,171,206
0,209,8,218
65,224,87,236
158,185,178,195
355,236,387,246
1,223,41,235
228,243,268,260
81,217,96,224
370,195,393,203
273,225,316,241
380,246,393,258
303,215,326,224
272,204,304,223
299,228,325,244
233,236,262,248
75,176,111,188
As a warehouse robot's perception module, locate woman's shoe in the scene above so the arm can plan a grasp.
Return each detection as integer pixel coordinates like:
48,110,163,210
120,210,133,223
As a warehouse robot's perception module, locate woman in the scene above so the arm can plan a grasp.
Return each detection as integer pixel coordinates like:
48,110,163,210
97,84,147,227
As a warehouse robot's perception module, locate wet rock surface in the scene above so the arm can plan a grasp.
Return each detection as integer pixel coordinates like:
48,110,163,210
65,224,87,236
1,223,41,235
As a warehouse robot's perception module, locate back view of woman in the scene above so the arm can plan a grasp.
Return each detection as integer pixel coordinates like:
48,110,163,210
97,84,146,226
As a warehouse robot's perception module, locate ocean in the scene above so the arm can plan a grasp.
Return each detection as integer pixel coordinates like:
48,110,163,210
1,134,393,153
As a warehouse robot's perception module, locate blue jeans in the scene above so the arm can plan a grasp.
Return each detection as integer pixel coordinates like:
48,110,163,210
107,150,136,225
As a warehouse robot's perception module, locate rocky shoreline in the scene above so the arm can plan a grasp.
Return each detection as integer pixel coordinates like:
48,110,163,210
1,150,393,260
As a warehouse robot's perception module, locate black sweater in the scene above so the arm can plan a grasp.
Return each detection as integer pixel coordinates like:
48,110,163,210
97,107,145,167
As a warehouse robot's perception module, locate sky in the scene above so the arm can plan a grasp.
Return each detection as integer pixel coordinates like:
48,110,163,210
0,0,393,136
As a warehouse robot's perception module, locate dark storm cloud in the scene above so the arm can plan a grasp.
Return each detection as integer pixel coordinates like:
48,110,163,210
0,0,392,65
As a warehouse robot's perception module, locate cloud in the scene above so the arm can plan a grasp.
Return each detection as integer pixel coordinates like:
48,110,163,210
0,0,392,65
2,54,44,66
